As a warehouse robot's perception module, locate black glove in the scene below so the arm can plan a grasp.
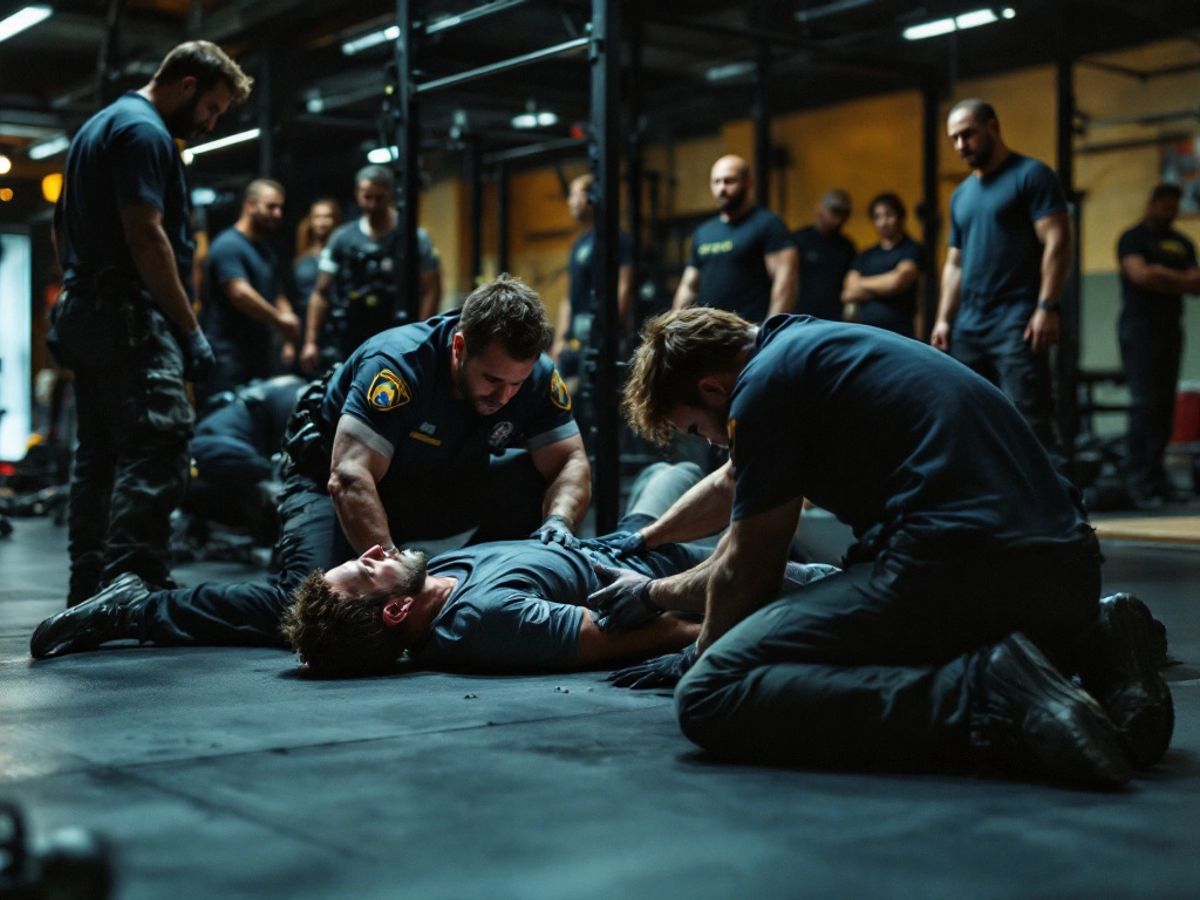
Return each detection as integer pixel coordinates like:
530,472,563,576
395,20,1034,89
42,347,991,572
181,328,215,382
587,564,660,631
587,529,646,558
607,642,698,690
531,514,580,549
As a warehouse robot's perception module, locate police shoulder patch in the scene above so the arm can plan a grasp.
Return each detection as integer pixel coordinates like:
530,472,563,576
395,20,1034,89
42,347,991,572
549,369,572,411
367,368,412,411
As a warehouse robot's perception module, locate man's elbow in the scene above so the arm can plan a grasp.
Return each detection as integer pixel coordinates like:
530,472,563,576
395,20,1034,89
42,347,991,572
326,464,368,501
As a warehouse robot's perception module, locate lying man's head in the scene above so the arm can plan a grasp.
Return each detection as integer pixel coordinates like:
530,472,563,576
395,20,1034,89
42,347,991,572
282,545,428,676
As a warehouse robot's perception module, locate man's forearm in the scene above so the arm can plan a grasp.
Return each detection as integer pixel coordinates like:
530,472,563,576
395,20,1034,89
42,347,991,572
1039,230,1071,302
127,226,199,332
328,474,392,553
767,261,798,317
541,450,591,526
697,553,781,653
935,264,961,324
645,534,728,615
1137,264,1196,295
304,291,329,344
228,283,285,326
640,464,733,547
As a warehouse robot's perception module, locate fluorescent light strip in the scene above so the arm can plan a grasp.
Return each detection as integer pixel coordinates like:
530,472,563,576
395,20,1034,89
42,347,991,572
27,134,69,160
343,25,400,56
187,128,261,157
0,5,51,43
903,7,1013,41
367,145,398,163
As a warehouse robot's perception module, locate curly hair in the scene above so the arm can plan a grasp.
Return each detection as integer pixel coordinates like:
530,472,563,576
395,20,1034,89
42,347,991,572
281,571,403,677
622,308,755,446
459,273,552,361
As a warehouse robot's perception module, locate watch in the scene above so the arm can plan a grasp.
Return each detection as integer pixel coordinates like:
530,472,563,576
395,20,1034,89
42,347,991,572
1037,298,1061,312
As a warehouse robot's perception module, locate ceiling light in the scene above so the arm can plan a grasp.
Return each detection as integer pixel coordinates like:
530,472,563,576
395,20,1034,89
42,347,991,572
705,61,757,82
342,25,400,56
27,134,69,160
903,7,1014,41
0,153,11,175
0,188,14,202
183,128,260,165
367,145,398,163
512,101,557,130
0,5,52,44
190,187,217,207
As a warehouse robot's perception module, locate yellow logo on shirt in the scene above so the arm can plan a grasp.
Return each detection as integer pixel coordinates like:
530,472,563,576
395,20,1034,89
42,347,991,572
367,369,411,411
550,369,572,411
1159,239,1189,259
697,240,735,257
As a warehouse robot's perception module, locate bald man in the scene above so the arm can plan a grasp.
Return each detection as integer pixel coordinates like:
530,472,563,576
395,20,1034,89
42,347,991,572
201,178,300,402
673,155,797,323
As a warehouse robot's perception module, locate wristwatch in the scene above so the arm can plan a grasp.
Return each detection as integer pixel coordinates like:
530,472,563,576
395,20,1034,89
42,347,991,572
1037,298,1061,312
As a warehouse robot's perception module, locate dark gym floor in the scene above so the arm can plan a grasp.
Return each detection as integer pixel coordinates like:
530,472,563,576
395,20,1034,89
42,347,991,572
2,515,1198,899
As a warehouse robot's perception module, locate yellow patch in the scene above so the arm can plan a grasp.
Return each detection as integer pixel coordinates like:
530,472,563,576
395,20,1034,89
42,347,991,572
367,369,411,411
727,418,737,465
550,369,572,411
408,430,442,447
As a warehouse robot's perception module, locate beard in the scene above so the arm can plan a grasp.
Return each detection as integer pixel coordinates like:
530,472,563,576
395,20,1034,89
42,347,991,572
165,94,204,142
383,548,429,597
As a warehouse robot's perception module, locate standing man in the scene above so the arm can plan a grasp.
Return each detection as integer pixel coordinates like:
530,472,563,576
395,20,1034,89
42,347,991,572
36,275,591,647
598,308,1172,786
299,166,442,371
49,41,252,606
841,192,925,338
1117,183,1200,506
551,173,634,384
932,99,1071,452
673,155,797,323
200,178,299,401
793,188,857,322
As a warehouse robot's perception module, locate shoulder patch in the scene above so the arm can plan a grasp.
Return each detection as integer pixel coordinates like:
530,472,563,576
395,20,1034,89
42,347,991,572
549,369,572,411
367,368,412,411
727,418,737,466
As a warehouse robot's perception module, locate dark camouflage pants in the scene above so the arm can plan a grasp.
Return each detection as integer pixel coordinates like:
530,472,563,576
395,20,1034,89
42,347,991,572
66,301,194,603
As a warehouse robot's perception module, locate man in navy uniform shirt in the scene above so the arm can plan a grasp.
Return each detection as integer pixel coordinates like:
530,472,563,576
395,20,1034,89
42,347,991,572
50,41,252,606
200,178,300,402
299,165,442,370
841,192,924,338
33,275,591,649
1116,183,1200,506
605,308,1173,786
673,155,797,323
792,188,856,322
932,99,1071,452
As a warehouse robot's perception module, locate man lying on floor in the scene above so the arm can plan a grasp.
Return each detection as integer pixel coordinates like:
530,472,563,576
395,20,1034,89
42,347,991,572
32,462,836,674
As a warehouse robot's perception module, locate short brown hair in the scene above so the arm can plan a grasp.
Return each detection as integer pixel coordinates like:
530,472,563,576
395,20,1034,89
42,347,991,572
153,41,253,105
459,273,552,361
622,308,755,446
281,571,403,677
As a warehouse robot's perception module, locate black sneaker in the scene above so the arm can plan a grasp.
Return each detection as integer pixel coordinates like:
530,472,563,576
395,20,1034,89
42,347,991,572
975,633,1131,788
1087,594,1174,768
30,573,150,660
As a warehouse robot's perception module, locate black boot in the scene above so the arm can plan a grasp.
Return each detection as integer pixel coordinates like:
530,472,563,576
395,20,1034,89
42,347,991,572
31,573,151,660
973,633,1131,789
1082,594,1174,769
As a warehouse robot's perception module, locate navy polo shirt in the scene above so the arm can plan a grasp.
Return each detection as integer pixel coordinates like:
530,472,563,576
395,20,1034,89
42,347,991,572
321,312,578,476
202,227,283,380
60,91,193,292
792,225,856,322
565,228,633,338
689,207,793,322
948,153,1066,332
728,315,1088,550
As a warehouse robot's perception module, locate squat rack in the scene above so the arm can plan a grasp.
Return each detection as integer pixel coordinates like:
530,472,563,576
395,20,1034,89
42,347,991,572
387,0,626,532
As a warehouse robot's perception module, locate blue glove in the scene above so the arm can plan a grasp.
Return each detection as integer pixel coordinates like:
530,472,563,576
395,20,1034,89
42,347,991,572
587,530,646,558
587,563,659,631
607,642,698,690
181,328,215,382
531,514,580,549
